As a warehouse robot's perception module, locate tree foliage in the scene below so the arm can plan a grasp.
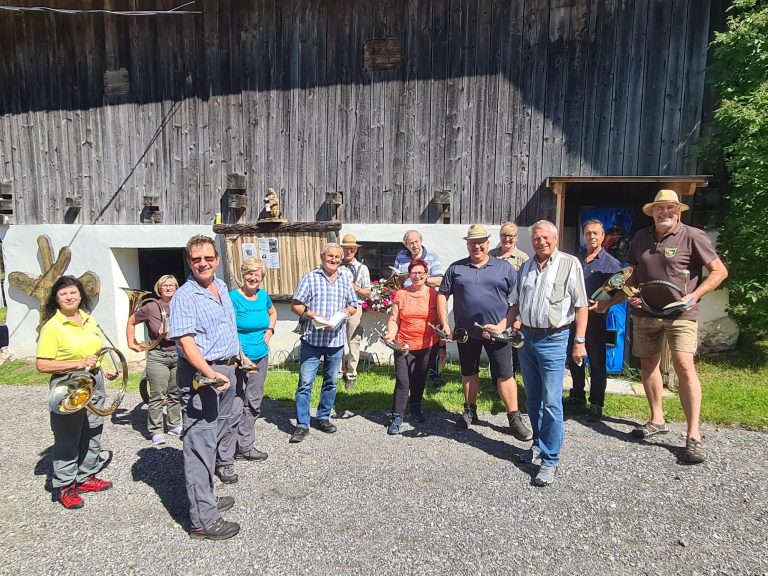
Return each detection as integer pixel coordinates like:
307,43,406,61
712,0,768,334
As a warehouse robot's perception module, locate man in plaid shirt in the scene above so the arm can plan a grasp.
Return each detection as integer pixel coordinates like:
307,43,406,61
289,243,358,443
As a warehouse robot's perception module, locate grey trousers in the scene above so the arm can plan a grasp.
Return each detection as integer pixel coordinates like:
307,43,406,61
219,355,268,461
178,358,237,531
145,349,181,434
49,371,106,489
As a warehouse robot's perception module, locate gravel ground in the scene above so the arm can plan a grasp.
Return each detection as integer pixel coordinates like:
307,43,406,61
1,384,767,576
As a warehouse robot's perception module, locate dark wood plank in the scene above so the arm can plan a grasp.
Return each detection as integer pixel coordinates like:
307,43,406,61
637,0,673,174
658,0,688,175
621,0,649,175
606,0,635,174
502,1,525,221
678,0,710,174
540,2,570,212
590,0,618,175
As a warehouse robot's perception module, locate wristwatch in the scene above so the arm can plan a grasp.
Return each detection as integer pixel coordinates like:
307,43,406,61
574,337,586,344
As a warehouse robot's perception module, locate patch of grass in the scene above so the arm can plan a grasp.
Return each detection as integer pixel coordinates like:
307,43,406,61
0,360,144,392
604,337,768,429
2,339,767,430
0,307,6,325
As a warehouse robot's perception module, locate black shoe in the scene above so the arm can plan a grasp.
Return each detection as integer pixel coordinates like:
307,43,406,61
236,448,268,462
216,495,235,513
409,404,426,423
586,404,603,422
563,395,587,412
455,403,477,430
507,411,533,442
289,427,310,443
214,464,238,484
190,517,241,540
314,419,337,434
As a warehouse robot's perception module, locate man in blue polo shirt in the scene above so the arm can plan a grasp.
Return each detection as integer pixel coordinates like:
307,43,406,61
565,219,622,422
289,243,358,443
437,224,532,441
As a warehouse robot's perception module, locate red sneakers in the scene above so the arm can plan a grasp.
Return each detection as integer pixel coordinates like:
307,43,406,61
58,485,84,509
76,475,113,493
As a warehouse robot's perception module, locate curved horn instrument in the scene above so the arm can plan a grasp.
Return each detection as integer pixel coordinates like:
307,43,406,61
639,279,693,317
428,322,468,344
48,347,128,417
473,322,525,349
590,266,635,302
122,287,168,351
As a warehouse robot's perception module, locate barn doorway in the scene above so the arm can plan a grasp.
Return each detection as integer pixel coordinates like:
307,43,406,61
137,248,186,293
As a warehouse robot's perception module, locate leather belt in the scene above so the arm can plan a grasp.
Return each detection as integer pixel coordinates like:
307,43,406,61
522,324,570,335
207,356,239,366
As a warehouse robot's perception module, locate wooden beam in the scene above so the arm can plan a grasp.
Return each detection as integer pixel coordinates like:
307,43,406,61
213,221,342,235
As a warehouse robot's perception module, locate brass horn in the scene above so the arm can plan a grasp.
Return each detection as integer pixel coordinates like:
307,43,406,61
48,347,129,417
122,287,168,351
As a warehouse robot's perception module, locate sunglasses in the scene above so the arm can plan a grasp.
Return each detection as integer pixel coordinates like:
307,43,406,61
189,256,217,264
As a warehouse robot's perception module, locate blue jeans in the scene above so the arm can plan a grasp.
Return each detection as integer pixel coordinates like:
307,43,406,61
295,341,344,428
518,329,568,466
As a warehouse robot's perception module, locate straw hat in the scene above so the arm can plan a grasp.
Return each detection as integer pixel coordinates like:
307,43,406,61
463,224,491,240
340,233,362,248
642,189,690,217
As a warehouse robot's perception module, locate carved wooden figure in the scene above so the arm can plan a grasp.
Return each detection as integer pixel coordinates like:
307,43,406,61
8,235,100,331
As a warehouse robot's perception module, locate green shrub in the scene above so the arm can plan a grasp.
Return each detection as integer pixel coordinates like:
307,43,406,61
712,0,768,335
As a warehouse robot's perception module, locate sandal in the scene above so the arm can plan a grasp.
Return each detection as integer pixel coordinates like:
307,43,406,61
630,420,669,439
683,437,707,464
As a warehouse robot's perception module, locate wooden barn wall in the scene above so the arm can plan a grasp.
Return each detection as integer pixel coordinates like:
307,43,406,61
0,0,713,226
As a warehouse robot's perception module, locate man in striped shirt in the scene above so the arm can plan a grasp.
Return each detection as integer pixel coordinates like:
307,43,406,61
289,243,358,443
170,234,241,540
509,220,589,487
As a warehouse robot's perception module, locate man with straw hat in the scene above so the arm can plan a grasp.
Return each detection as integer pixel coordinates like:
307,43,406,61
622,189,728,464
437,224,532,442
338,233,371,389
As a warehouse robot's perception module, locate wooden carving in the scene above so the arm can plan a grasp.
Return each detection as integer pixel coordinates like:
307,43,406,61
8,235,100,332
260,187,285,221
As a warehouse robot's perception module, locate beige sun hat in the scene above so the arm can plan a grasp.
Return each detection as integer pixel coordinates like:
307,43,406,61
340,233,362,248
463,224,491,240
642,189,690,217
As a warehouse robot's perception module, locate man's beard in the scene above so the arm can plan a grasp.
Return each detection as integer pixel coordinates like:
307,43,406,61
656,218,674,230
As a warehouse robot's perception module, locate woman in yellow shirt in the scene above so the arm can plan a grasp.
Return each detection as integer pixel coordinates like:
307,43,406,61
36,276,114,509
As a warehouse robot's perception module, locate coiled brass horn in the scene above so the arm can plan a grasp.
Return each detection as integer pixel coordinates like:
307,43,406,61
122,287,168,351
48,347,129,417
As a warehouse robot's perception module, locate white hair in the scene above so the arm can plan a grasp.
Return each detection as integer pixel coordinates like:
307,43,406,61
530,220,558,237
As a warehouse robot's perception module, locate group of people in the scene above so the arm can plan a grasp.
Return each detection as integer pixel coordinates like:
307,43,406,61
34,189,727,538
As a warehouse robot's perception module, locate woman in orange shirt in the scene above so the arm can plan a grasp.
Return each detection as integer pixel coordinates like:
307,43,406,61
383,258,440,434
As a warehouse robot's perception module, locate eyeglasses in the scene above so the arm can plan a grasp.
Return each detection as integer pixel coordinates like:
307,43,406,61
409,271,427,276
500,234,517,240
160,283,176,288
189,256,217,264
467,240,488,247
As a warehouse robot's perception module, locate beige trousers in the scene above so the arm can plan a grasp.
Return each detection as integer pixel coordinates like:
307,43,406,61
343,306,364,378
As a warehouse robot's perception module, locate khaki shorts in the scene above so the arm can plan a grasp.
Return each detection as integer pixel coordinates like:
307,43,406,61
631,316,698,357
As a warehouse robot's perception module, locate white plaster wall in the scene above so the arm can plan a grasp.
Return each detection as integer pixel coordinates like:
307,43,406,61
1,224,213,360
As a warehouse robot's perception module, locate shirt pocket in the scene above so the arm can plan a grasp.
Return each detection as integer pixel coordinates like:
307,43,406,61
549,281,566,305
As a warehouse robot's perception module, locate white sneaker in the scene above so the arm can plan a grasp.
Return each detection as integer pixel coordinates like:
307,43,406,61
167,426,183,438
533,464,558,487
152,434,167,446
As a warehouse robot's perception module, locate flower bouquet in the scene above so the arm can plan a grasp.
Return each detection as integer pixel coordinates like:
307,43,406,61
362,279,397,314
